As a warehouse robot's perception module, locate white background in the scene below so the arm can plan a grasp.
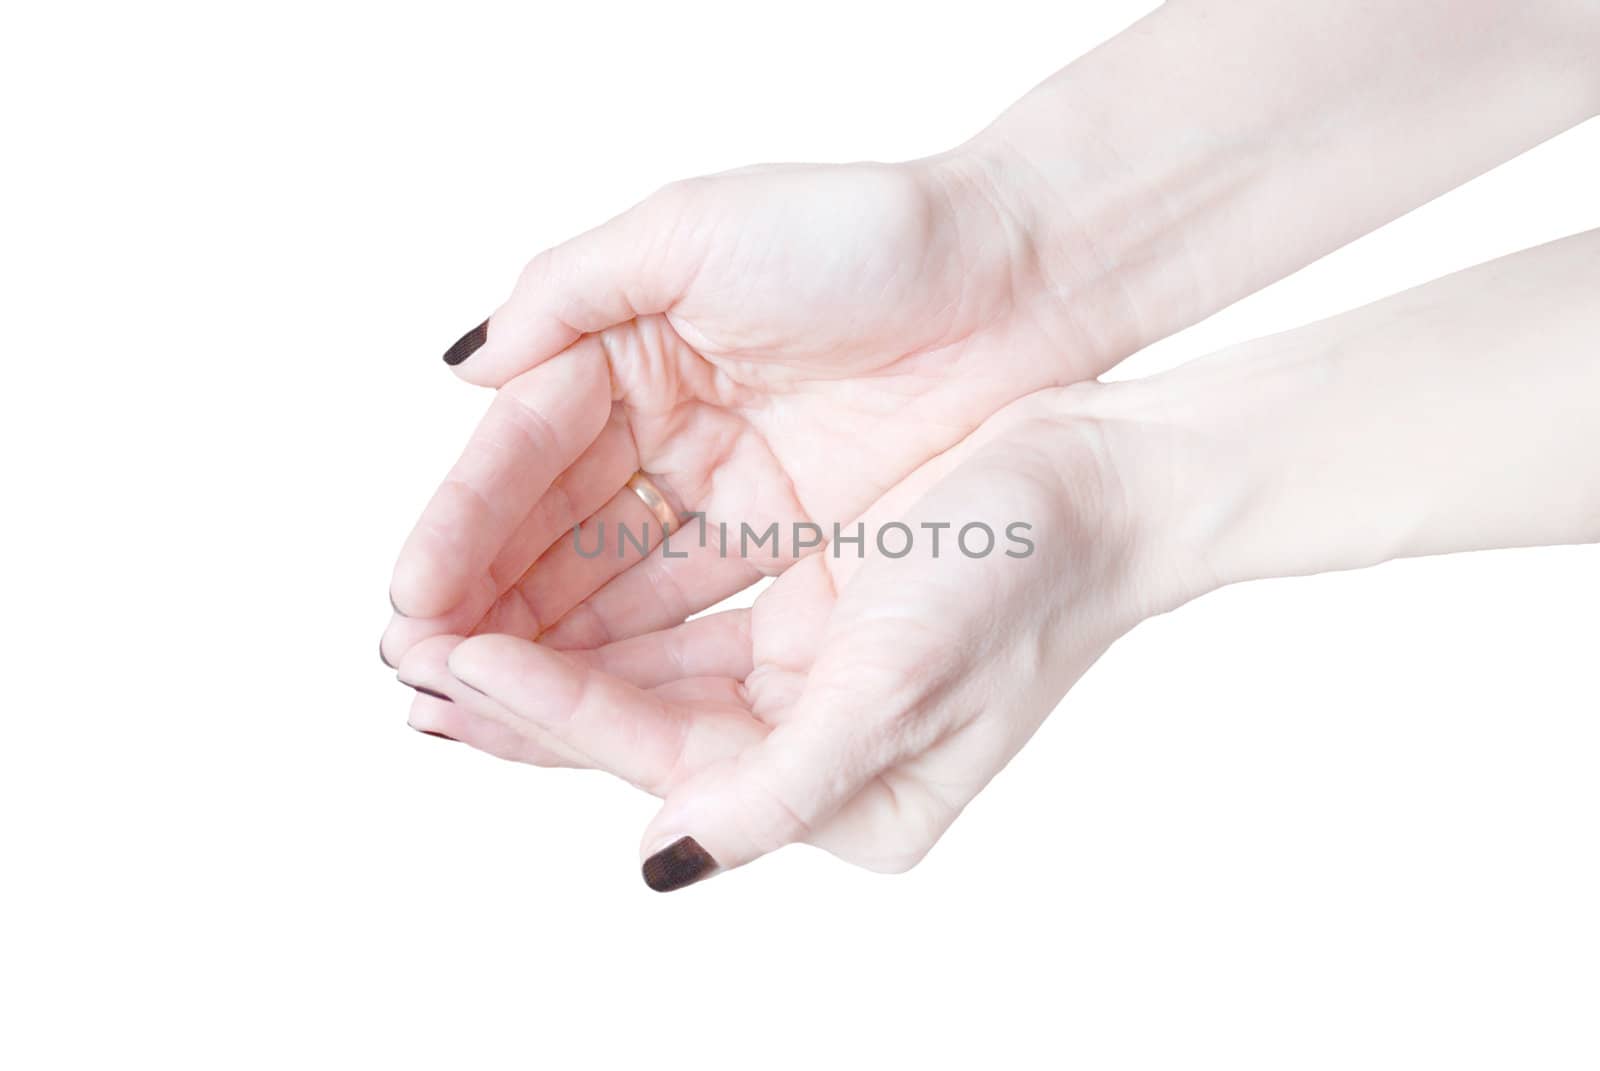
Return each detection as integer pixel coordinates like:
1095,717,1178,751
3,1,1596,1067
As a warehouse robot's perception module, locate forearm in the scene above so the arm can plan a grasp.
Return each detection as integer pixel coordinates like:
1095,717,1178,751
947,0,1600,363
1091,228,1600,601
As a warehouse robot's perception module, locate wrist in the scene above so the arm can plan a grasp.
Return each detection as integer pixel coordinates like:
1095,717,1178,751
1063,226,1600,608
993,387,1222,625
1049,340,1409,611
915,131,1192,379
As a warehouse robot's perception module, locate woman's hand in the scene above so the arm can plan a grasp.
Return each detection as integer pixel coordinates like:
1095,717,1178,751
380,157,1129,666
393,391,1189,886
378,0,1600,875
395,227,1599,889
382,0,1599,672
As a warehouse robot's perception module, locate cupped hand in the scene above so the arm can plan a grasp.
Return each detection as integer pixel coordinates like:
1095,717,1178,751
381,157,1134,675
394,391,1191,887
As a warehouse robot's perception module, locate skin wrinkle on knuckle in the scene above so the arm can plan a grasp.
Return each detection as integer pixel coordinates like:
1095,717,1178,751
906,760,973,835
498,256,549,335
576,577,660,647
543,652,599,735
731,758,814,854
526,488,597,594
553,258,612,334
559,601,614,649
495,389,565,464
595,325,638,399
487,477,580,594
542,472,583,542
427,477,500,557
639,554,692,623
842,774,943,875
499,580,545,639
515,248,553,297
549,235,622,331
664,628,690,682
650,703,699,797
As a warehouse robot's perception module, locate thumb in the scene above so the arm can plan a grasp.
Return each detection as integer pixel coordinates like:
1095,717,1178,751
444,181,705,387
637,663,924,893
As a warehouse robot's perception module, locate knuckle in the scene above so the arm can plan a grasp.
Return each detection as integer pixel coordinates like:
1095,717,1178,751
859,844,929,875
652,175,710,204
849,818,940,875
515,248,554,292
826,640,960,756
733,771,813,854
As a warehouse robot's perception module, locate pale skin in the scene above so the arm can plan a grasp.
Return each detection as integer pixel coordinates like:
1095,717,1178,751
382,2,1600,887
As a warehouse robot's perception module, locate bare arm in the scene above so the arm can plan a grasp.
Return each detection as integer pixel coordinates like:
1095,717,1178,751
939,0,1600,361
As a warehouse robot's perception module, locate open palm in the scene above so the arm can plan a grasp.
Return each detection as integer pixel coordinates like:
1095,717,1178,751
382,159,1120,706
395,398,1155,883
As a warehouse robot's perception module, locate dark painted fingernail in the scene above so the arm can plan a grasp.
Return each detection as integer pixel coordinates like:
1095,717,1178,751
379,638,395,669
642,836,718,892
411,726,458,742
403,682,454,703
442,319,488,366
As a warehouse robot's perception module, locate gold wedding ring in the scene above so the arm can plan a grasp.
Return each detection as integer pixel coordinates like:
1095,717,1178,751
627,472,680,536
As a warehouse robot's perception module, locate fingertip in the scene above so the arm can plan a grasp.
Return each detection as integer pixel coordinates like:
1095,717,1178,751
443,632,528,689
387,554,458,621
395,632,468,684
406,689,463,741
440,310,530,387
448,348,516,388
638,778,741,881
378,612,438,673
444,307,582,390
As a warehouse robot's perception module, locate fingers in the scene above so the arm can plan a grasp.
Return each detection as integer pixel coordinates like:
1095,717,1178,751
400,612,753,771
442,633,764,795
446,185,700,387
379,411,637,664
573,610,754,689
482,407,638,596
404,690,579,768
635,650,927,891
473,483,672,638
389,335,613,619
538,532,764,649
396,635,590,768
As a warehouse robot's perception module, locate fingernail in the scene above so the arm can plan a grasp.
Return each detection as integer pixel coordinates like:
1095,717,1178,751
411,725,459,742
642,836,718,892
389,590,409,618
442,319,488,366
379,638,395,669
451,673,489,698
403,682,454,703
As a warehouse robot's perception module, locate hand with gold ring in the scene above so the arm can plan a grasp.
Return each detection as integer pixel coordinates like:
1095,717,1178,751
379,0,1599,796
389,230,1600,889
378,0,1596,685
376,156,1103,698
